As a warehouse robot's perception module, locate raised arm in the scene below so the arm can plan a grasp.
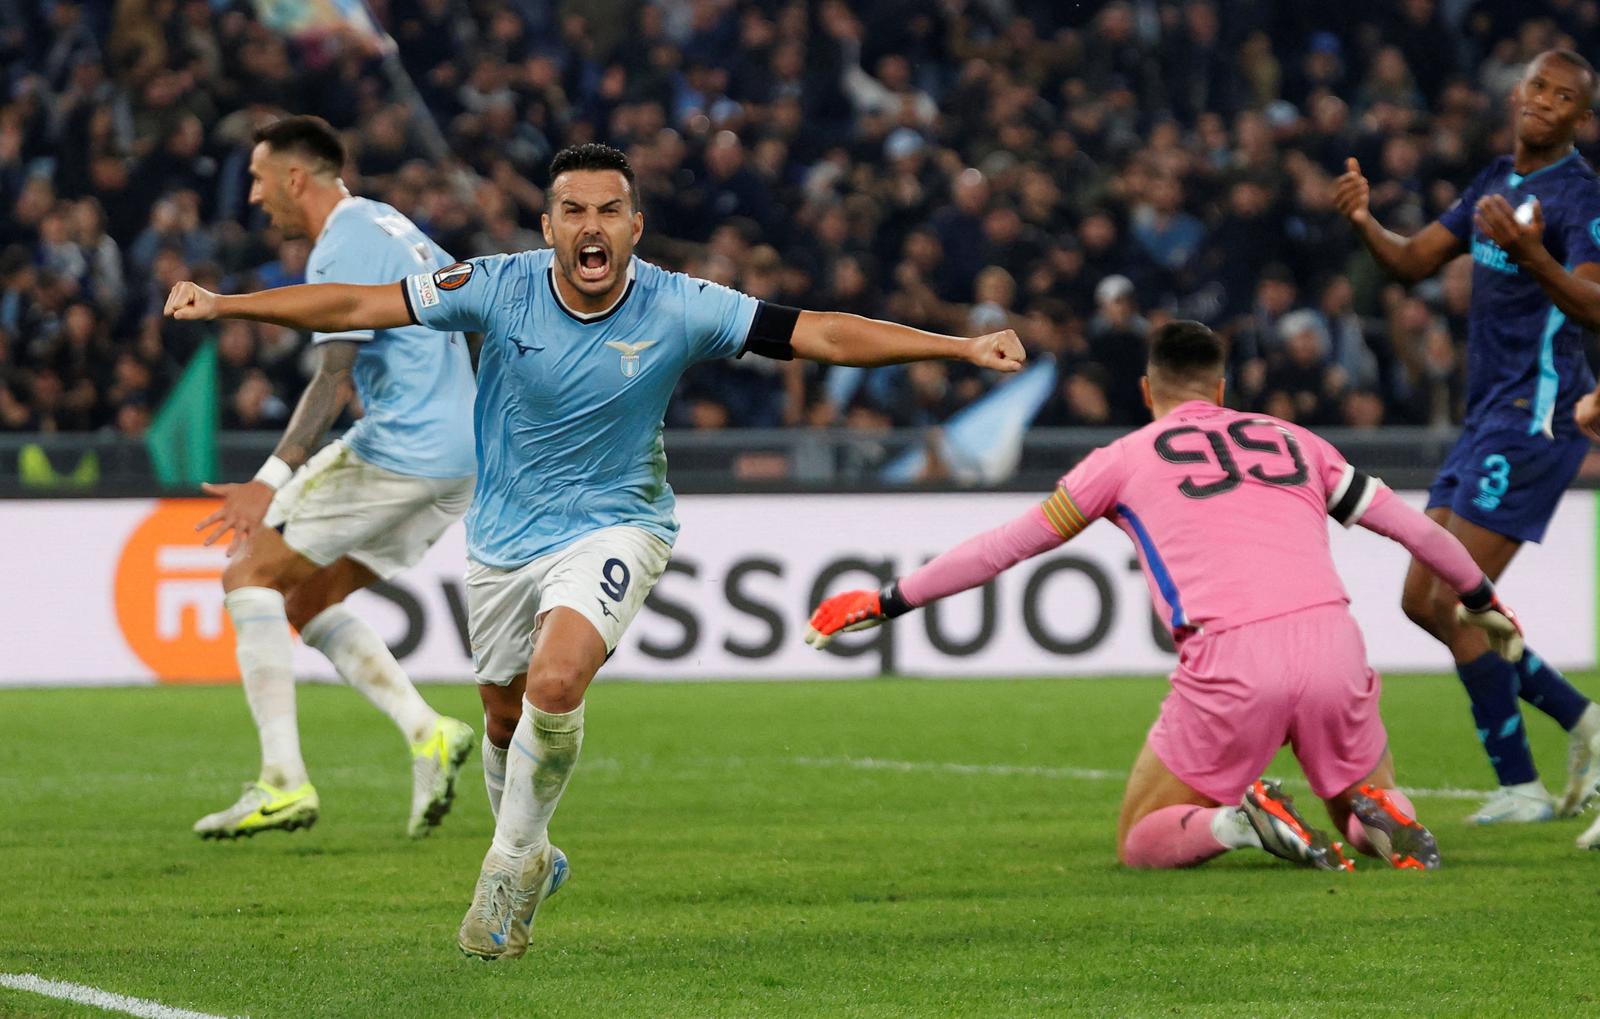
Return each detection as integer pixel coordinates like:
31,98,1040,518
165,279,413,333
790,310,1025,372
1334,158,1466,283
804,499,1068,648
1355,486,1524,659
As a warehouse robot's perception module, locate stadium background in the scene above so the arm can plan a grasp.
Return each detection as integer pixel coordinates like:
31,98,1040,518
2,0,1599,685
8,5,1600,1018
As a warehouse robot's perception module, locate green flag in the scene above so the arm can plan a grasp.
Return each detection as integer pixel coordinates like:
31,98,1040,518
146,339,218,488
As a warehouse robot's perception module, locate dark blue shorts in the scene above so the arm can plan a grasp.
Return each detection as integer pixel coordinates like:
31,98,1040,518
1426,426,1589,544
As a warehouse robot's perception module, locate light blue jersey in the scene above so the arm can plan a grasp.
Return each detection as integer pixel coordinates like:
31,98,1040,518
308,196,476,479
403,249,759,567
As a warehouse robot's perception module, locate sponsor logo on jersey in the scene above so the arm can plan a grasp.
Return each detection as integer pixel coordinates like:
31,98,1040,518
1471,237,1520,275
412,273,440,308
434,261,475,291
604,339,658,378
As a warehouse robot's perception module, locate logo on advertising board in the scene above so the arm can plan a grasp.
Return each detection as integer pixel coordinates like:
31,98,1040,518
114,500,239,682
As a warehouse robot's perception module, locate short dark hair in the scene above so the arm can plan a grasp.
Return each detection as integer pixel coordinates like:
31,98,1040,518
549,143,638,208
1148,320,1225,389
254,115,345,175
1540,48,1598,104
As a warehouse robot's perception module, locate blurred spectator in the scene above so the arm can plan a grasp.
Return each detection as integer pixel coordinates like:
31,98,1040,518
0,1,1579,436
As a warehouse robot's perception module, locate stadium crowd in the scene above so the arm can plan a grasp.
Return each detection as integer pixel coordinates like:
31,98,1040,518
1,0,1597,437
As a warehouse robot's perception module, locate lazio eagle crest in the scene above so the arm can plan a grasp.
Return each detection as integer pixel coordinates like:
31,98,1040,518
604,339,657,378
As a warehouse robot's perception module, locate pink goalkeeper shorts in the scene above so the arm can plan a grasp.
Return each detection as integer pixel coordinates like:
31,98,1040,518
1147,602,1388,804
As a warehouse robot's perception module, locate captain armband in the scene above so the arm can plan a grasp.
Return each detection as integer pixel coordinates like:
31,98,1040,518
740,302,800,360
1327,464,1383,527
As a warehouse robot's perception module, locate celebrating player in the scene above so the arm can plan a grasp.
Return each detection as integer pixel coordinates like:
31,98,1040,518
806,321,1524,872
165,143,1025,957
1335,49,1600,825
188,116,477,840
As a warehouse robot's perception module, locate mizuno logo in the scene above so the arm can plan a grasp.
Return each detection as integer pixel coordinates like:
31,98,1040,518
509,338,537,357
597,598,617,619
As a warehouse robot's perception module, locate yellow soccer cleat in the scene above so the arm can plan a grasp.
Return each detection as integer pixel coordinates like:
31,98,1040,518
194,780,320,840
408,716,475,838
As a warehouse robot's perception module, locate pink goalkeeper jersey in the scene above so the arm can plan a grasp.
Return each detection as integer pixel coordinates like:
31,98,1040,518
1049,401,1378,635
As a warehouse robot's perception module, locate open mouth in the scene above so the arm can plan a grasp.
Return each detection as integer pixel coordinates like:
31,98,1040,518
576,243,610,283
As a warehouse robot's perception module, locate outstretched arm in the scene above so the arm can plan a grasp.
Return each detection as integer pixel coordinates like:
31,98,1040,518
165,280,413,333
1334,157,1465,283
194,340,359,553
790,310,1025,372
1356,487,1524,659
805,502,1065,647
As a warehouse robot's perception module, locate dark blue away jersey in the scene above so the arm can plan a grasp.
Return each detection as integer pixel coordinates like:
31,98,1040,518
1438,151,1600,438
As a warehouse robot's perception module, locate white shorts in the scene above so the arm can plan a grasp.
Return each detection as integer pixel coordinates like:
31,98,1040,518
265,440,473,580
467,526,672,685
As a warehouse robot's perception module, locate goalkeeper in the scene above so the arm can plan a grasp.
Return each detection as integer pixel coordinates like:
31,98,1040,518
807,321,1524,872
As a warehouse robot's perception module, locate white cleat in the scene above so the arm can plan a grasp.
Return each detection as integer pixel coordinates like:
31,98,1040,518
408,716,475,838
1558,704,1600,817
457,843,569,961
1576,813,1600,850
1465,782,1555,825
193,780,319,839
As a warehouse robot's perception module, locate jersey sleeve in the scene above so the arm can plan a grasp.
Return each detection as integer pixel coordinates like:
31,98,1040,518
1295,426,1385,527
403,254,511,334
1045,443,1125,539
1437,164,1493,241
308,236,389,344
683,276,760,362
1554,183,1600,269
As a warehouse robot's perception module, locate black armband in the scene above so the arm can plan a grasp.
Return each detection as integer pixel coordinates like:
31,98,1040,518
399,280,418,325
1459,578,1496,612
879,579,914,619
739,302,799,360
1328,467,1380,527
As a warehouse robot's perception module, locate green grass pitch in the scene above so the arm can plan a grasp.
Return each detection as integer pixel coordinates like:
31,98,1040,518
3,675,1599,1018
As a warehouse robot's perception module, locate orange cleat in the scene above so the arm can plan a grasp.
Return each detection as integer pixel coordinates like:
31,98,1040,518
1241,779,1355,872
1350,784,1441,870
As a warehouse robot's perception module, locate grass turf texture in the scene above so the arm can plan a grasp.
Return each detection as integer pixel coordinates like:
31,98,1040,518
2,676,1598,1018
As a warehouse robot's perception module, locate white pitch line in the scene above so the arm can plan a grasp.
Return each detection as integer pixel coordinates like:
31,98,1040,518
786,755,1491,802
0,974,243,1019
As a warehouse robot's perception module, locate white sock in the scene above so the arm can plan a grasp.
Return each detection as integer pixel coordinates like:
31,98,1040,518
225,587,308,790
301,603,439,745
1212,805,1263,849
483,735,508,820
492,700,584,859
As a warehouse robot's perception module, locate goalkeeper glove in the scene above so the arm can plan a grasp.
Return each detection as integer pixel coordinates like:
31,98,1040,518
804,581,913,649
1455,579,1524,663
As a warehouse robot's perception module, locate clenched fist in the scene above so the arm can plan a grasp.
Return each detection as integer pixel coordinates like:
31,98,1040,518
968,329,1027,373
164,280,220,321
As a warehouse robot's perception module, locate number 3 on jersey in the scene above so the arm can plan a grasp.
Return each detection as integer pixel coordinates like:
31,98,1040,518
1154,420,1308,499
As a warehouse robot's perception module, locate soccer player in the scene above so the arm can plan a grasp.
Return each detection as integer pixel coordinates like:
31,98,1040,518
164,143,1025,957
189,116,477,840
1335,49,1600,825
806,321,1525,872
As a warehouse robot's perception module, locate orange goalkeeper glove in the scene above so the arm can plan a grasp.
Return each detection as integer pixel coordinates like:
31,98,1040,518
804,582,912,649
